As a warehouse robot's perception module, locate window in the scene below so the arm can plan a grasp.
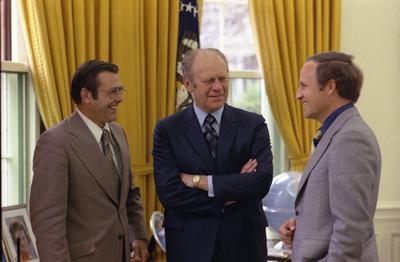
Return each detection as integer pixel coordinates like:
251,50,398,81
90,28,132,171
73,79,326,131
200,0,288,175
1,0,39,207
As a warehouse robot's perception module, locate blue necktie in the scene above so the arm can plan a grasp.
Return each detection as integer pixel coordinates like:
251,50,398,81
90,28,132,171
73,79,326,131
312,129,323,149
203,114,218,159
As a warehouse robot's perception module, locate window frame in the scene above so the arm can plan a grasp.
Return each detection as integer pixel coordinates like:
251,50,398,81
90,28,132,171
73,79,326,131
1,61,39,207
1,0,39,208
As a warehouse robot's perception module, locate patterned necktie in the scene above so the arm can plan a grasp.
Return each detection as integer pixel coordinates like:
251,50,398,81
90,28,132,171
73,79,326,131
311,129,323,152
203,114,218,159
101,129,120,196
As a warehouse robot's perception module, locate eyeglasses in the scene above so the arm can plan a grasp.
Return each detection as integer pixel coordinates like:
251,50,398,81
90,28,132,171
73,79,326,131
99,86,127,99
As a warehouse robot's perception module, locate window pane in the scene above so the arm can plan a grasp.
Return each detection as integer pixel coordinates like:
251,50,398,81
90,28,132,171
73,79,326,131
200,1,260,70
228,78,261,114
1,72,28,206
200,2,220,48
223,3,259,70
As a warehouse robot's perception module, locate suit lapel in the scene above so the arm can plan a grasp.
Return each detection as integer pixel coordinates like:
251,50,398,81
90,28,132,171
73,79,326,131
182,106,217,171
68,112,119,205
296,108,358,205
217,105,239,172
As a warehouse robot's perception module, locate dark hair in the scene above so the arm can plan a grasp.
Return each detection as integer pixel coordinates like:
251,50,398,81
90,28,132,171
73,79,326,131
307,51,363,103
70,60,119,104
182,48,229,82
9,219,30,245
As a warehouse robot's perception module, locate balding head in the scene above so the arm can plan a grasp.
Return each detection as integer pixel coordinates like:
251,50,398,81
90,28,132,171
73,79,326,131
182,48,229,83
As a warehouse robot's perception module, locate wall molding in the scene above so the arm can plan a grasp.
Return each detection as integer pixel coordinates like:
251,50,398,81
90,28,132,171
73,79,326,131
375,205,400,220
392,233,400,261
374,205,400,262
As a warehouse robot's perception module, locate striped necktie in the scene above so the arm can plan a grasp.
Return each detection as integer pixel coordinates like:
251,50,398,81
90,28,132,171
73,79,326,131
101,129,121,197
203,114,218,159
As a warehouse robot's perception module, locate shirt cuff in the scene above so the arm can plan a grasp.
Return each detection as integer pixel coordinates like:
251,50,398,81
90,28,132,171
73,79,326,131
207,176,214,197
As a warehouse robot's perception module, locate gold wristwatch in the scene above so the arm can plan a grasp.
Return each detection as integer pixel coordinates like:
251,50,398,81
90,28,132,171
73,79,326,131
192,175,201,188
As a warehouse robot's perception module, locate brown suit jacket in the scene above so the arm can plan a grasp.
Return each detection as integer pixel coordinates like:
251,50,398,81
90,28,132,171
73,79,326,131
30,111,147,262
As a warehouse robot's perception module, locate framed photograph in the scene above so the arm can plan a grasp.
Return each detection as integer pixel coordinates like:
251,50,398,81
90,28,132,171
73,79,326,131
1,205,39,262
2,238,10,262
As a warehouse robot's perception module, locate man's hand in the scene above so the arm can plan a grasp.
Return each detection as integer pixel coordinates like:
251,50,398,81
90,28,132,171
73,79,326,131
278,218,296,248
241,159,257,173
130,239,149,262
180,173,194,187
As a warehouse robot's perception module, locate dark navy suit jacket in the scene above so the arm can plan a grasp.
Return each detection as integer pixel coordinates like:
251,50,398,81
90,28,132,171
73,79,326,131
152,104,273,262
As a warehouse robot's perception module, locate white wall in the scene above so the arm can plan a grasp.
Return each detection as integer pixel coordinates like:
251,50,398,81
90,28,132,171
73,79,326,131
341,0,400,261
342,0,400,208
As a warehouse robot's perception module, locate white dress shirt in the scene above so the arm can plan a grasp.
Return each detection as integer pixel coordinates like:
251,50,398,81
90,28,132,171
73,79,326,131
76,109,121,171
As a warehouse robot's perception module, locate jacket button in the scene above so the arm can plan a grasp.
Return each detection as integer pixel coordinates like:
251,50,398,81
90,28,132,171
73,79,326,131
118,234,124,240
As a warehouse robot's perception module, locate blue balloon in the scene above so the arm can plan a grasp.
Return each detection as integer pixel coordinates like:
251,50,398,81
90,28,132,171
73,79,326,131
263,172,302,233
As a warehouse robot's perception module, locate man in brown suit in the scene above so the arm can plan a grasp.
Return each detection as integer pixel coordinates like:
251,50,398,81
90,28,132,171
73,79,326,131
30,60,149,262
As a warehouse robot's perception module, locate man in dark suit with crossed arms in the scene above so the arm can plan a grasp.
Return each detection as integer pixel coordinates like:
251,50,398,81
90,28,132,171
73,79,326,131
153,48,273,262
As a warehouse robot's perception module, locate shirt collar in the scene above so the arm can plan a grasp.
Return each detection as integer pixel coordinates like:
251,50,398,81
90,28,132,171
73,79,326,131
193,103,224,127
320,103,353,135
76,108,111,144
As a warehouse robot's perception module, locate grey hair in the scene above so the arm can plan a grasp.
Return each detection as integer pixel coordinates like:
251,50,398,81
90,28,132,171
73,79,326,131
182,48,229,82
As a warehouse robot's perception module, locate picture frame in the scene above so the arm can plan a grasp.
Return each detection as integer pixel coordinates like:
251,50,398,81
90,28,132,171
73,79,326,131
1,205,39,262
2,238,10,262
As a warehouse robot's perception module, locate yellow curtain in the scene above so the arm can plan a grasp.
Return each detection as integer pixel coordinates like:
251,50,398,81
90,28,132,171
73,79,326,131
248,0,341,171
19,0,180,246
